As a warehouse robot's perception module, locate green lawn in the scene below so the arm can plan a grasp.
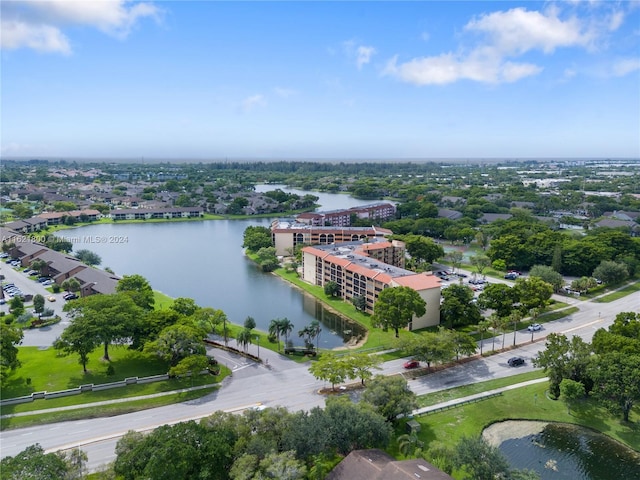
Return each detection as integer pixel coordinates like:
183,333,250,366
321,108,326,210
393,381,639,460
1,386,219,430
1,346,173,399
594,281,640,303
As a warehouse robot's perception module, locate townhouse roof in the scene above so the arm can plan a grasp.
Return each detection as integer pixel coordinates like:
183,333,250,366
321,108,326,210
480,213,512,223
0,227,20,243
72,267,120,294
326,449,453,480
437,208,463,220
37,209,101,220
31,249,85,274
14,240,49,257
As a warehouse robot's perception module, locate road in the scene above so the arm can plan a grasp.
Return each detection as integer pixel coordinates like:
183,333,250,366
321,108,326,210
1,261,638,471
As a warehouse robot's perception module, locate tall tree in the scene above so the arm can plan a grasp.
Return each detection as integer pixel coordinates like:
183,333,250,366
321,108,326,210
144,324,207,367
0,323,23,384
477,283,514,318
589,352,640,422
533,333,592,399
116,274,155,310
361,374,417,422
242,225,273,252
63,292,143,361
513,277,553,312
592,260,629,285
75,249,102,266
440,284,481,328
371,286,426,337
308,352,351,391
529,264,564,293
403,234,444,267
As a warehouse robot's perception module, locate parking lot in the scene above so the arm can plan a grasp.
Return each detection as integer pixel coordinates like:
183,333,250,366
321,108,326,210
0,259,71,346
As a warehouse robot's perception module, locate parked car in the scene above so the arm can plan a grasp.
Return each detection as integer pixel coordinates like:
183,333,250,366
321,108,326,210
504,272,518,280
508,357,525,367
63,293,79,300
47,296,56,302
456,272,468,278
403,360,420,369
527,323,542,332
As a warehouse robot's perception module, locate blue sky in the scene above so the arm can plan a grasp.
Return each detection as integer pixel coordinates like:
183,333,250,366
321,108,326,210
2,1,639,160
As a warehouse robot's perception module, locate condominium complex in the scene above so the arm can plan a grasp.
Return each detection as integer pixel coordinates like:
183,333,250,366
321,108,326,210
270,219,393,256
301,239,441,330
296,202,396,227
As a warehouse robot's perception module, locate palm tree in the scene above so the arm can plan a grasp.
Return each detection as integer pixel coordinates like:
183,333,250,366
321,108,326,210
488,313,501,352
310,320,322,351
269,318,283,352
510,311,522,346
298,320,322,351
236,328,253,353
529,307,540,342
279,317,294,348
477,319,491,356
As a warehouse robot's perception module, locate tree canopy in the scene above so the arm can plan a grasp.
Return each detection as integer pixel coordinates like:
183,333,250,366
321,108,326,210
371,286,426,337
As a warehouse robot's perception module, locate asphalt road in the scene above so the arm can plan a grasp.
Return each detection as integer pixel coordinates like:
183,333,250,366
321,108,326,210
1,261,638,472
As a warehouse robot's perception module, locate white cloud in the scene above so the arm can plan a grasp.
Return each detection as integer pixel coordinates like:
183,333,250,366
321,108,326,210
1,20,71,54
465,7,592,55
342,40,376,69
612,58,640,76
356,45,376,69
383,6,611,86
383,52,541,85
0,1,160,54
241,94,267,112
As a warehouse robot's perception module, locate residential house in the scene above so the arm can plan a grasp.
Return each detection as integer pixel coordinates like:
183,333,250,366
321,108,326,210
437,208,463,220
479,213,512,224
326,449,453,480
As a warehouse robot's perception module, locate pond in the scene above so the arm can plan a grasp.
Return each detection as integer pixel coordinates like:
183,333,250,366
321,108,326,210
483,420,640,479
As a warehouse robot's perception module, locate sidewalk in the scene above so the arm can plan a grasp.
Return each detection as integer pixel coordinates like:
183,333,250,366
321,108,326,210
411,377,549,416
0,384,218,419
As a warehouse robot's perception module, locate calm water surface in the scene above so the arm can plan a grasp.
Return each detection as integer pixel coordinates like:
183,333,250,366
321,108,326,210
60,189,379,348
489,421,640,480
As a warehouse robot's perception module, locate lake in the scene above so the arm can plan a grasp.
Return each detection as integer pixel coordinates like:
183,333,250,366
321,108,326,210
59,187,379,348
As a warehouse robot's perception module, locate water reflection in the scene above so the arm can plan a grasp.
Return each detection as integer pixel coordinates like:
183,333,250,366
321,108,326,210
485,421,640,480
59,205,371,349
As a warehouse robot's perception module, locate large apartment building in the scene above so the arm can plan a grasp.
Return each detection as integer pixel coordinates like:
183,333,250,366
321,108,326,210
296,202,396,227
271,219,393,256
301,239,441,330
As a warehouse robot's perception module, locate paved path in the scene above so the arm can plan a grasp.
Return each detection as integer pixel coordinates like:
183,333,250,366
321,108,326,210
412,377,549,415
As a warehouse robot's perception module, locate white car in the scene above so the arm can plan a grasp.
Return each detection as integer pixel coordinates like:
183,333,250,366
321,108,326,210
527,323,542,332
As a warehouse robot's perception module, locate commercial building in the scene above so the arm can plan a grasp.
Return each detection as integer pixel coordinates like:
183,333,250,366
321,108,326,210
301,239,441,330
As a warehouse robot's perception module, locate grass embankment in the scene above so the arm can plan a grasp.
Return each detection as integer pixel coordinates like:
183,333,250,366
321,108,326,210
0,347,228,429
1,387,220,431
276,268,415,352
390,376,639,458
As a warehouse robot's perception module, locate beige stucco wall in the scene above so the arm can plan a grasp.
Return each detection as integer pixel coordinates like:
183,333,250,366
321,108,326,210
301,251,318,285
273,232,295,256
